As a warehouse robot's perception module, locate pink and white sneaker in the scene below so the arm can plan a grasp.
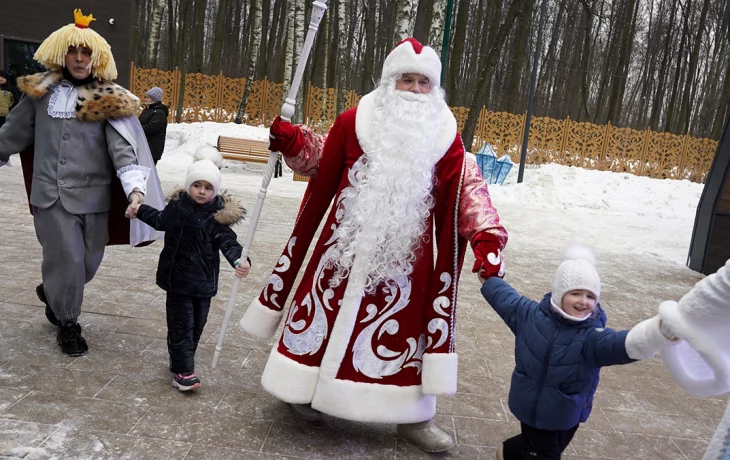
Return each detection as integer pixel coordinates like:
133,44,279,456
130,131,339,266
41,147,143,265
172,373,201,391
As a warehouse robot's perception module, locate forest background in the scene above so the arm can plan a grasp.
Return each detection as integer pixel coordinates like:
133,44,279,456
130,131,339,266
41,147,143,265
131,0,730,150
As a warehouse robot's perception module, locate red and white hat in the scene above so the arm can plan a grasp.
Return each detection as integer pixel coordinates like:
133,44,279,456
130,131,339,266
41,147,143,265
381,38,441,89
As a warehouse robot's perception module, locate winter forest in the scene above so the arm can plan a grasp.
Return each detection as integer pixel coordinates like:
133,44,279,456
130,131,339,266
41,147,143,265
132,0,730,142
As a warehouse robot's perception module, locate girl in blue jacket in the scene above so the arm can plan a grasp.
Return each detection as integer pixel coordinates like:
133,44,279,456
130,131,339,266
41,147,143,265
480,245,676,460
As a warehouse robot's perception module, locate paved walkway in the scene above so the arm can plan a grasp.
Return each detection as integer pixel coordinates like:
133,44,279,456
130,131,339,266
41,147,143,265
0,158,725,459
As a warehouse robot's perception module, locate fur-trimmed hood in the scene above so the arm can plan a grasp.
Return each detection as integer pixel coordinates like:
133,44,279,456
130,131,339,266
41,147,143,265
166,187,246,226
17,71,139,122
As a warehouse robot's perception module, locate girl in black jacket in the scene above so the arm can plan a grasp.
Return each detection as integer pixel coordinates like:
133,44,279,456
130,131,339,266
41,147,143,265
128,153,251,391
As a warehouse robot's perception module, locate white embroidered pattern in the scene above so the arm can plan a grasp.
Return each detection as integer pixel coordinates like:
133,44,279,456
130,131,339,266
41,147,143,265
282,239,337,356
263,237,296,309
116,164,151,178
351,274,428,378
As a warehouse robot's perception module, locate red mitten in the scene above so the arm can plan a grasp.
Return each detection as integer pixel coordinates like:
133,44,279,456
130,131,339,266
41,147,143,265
269,116,305,157
471,234,505,279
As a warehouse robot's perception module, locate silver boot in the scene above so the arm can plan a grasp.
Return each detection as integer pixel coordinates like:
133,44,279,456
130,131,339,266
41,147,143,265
289,403,324,422
397,419,455,453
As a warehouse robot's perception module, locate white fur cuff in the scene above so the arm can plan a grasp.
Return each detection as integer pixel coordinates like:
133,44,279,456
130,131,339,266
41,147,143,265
240,297,284,339
117,165,150,197
626,315,673,360
659,300,730,396
421,353,458,395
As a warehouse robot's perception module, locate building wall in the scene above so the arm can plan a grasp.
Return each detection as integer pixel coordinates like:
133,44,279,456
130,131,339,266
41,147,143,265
0,0,132,86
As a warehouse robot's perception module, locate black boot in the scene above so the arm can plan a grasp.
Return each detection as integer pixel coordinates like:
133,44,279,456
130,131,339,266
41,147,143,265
36,284,60,326
57,322,88,357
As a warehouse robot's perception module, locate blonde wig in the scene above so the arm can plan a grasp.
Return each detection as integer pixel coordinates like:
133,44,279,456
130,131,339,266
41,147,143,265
33,9,118,81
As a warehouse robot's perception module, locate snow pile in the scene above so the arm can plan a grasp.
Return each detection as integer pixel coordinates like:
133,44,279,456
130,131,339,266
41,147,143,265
161,122,271,168
492,163,703,220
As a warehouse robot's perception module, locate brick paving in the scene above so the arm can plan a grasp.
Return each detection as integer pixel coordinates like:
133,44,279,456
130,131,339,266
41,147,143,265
0,157,725,459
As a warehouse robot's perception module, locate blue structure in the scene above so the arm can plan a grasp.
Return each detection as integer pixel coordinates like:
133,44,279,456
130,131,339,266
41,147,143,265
475,143,514,185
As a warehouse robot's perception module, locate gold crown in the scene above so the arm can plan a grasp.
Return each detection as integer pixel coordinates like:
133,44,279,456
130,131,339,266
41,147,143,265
74,9,96,28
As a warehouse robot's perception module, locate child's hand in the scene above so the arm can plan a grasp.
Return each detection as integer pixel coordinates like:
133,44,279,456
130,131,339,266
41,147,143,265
235,260,251,278
476,270,487,285
659,318,680,342
125,203,139,219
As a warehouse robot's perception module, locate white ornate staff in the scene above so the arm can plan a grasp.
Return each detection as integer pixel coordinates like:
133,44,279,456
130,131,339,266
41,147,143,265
212,0,328,368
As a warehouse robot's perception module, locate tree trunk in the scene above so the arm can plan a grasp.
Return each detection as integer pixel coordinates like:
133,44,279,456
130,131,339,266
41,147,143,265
428,0,447,54
505,0,535,114
147,0,166,67
664,0,691,133
210,0,229,74
413,0,432,43
462,0,526,152
447,0,469,105
191,0,207,72
677,0,711,133
396,0,413,41
283,0,296,95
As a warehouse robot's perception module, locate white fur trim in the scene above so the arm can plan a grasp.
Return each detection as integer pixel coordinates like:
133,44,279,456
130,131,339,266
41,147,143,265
421,353,458,395
354,92,457,166
240,297,284,340
311,376,436,424
625,315,673,360
659,300,730,397
381,40,442,89
117,166,150,197
261,346,319,403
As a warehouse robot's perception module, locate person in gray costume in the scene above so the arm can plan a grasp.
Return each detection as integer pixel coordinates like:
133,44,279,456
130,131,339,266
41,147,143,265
0,9,164,356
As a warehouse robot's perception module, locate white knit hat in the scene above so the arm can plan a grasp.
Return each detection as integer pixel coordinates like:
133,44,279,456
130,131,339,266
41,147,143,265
185,147,223,196
552,244,601,305
381,38,442,89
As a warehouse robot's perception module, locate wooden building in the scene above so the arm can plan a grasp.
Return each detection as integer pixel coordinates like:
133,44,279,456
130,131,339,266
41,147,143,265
688,112,730,274
1,0,132,86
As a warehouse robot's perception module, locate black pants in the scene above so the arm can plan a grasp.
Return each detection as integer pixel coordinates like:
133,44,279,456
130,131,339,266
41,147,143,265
166,292,211,374
502,423,579,460
274,158,283,178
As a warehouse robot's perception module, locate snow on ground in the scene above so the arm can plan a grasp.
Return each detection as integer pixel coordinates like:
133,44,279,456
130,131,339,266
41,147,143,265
156,122,704,265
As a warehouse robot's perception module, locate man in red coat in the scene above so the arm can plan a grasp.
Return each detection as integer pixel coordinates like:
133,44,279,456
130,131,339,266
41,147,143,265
241,38,508,452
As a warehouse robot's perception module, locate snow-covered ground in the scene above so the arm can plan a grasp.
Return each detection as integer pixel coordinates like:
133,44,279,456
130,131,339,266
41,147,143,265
156,122,704,265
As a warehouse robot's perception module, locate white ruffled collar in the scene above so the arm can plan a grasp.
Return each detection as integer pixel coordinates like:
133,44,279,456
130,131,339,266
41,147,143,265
47,81,77,119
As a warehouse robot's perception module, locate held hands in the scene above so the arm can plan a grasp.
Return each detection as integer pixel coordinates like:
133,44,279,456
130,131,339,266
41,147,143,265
472,239,505,282
234,260,251,278
268,116,305,157
125,190,145,219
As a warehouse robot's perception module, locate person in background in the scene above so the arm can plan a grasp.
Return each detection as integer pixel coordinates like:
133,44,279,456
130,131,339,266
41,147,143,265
0,70,21,128
139,86,168,165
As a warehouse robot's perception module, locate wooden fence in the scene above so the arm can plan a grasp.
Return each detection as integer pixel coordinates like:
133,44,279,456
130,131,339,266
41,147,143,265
130,63,717,183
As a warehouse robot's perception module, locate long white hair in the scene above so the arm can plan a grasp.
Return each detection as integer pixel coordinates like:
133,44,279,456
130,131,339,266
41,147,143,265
328,77,447,293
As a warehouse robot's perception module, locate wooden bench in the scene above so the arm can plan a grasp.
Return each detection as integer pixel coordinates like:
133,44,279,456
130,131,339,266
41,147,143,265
217,136,272,164
217,135,310,182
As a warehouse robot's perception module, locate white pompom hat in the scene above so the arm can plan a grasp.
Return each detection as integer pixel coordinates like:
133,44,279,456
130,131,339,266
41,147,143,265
552,244,601,305
381,38,442,89
185,146,223,196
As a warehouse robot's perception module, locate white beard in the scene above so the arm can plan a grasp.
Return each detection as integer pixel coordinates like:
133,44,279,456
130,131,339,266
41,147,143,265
328,82,447,293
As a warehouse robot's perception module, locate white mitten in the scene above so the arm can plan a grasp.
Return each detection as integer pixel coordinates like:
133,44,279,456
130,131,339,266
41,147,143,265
659,259,730,397
625,315,676,360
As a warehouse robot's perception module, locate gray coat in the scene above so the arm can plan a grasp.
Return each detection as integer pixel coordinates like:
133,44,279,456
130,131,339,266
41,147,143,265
0,72,141,215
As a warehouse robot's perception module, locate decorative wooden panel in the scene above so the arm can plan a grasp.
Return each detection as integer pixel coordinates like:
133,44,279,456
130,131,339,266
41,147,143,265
130,63,719,184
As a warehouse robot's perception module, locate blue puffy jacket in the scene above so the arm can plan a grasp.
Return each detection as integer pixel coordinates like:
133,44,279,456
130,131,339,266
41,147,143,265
481,277,635,430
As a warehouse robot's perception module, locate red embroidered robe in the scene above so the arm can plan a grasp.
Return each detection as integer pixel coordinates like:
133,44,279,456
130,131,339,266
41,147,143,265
241,92,507,423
